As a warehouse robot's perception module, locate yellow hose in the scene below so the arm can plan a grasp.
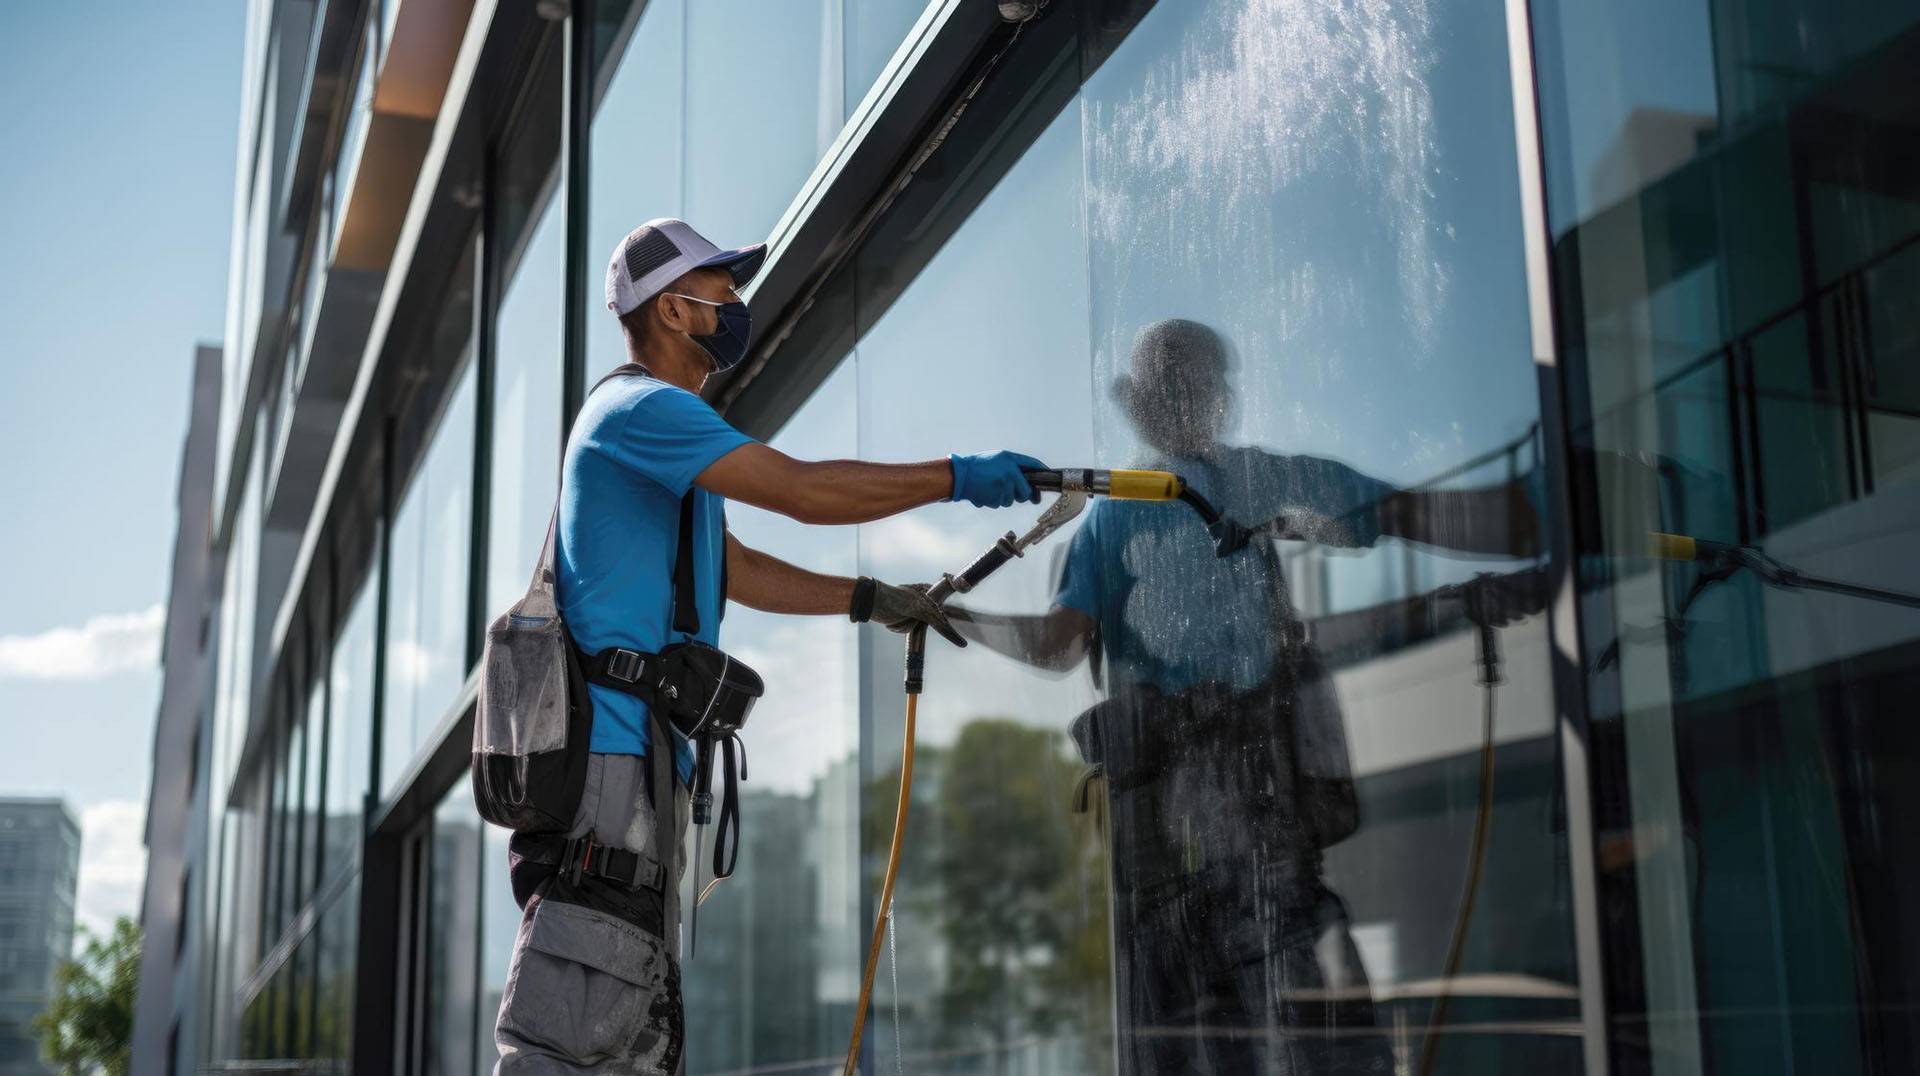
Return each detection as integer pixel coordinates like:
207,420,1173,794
843,693,918,1075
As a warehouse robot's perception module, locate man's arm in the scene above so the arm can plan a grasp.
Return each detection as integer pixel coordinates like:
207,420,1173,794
1379,483,1541,557
946,604,1096,672
726,534,967,646
724,533,854,615
697,444,1042,524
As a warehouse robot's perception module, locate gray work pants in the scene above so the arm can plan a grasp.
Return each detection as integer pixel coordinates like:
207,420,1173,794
494,753,689,1074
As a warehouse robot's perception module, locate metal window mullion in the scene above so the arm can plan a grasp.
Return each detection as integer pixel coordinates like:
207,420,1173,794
562,3,591,425
1502,0,1612,1072
472,219,497,676
369,416,395,819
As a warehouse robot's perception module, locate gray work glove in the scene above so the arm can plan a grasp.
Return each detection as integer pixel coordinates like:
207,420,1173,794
848,577,966,648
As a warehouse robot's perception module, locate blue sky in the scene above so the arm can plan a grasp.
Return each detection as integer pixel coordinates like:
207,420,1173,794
0,0,242,936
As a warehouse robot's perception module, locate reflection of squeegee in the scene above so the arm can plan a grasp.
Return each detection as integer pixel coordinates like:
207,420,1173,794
1647,532,1920,610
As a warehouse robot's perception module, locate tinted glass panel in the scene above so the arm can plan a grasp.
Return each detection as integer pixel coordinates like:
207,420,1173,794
302,676,325,900
723,0,1574,1070
845,0,933,118
683,0,839,242
427,784,480,1075
383,361,478,798
327,573,376,879
681,366,861,1071
585,0,684,391
1531,0,1920,1068
477,821,515,1071
487,199,565,621
316,875,359,1064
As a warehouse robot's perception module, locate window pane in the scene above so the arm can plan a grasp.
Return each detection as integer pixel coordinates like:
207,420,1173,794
426,784,480,1076
844,0,931,118
681,365,860,1071
477,821,515,1071
849,105,1108,1070
1531,0,1920,1069
316,876,359,1064
683,0,840,243
327,572,376,879
383,361,478,798
382,454,425,799
282,709,303,929
813,0,1569,1069
486,200,565,621
302,676,324,903
584,0,684,391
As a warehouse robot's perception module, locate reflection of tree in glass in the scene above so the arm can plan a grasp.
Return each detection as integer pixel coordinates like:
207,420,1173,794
864,718,1113,1071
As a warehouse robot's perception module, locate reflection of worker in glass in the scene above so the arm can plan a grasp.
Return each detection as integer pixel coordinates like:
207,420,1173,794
955,319,1538,1074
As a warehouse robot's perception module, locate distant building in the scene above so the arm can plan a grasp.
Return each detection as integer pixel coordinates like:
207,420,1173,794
128,344,223,1074
0,800,80,1076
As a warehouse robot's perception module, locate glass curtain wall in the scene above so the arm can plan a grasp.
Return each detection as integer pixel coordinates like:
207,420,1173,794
679,367,862,1073
581,0,925,394
328,566,377,878
425,784,482,1076
671,0,1577,1072
1529,0,1920,1071
383,351,479,799
484,33,566,623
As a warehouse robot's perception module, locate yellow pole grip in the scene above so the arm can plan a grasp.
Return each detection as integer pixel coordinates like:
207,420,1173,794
1648,532,1698,562
1105,469,1183,501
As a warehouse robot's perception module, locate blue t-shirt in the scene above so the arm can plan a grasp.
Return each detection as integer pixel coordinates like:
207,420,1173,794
1054,447,1394,693
556,376,755,779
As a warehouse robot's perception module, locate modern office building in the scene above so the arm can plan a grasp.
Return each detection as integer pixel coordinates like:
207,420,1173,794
133,0,1920,1073
0,800,81,1076
131,344,224,1074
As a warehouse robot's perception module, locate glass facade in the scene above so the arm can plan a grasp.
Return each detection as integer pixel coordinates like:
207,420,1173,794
184,0,1920,1073
1531,0,1920,1070
425,786,481,1076
382,358,478,799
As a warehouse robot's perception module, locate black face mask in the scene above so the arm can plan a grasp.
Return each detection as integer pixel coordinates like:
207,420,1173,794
669,293,754,371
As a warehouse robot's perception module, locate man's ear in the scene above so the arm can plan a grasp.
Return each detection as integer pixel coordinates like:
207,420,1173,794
654,290,684,332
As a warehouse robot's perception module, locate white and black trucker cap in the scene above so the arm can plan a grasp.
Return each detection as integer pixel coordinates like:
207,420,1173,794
605,218,768,317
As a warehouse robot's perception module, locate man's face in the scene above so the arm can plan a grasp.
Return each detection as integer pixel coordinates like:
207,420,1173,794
662,267,741,337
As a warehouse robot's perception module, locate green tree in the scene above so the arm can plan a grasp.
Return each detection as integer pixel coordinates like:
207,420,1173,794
935,719,1112,1069
34,917,140,1076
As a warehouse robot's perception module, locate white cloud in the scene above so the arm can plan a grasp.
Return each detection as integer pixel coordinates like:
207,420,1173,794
859,515,984,578
76,800,147,942
0,604,164,681
387,638,435,688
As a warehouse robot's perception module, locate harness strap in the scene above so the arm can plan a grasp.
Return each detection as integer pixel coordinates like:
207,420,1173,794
578,646,675,708
672,491,700,636
515,831,664,892
712,733,745,880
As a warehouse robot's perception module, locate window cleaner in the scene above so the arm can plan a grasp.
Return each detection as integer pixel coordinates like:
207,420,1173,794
840,467,1246,1075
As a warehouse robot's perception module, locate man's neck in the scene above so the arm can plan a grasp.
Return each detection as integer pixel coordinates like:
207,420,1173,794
632,341,710,394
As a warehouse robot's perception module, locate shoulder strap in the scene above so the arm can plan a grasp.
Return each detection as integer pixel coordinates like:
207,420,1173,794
673,491,700,637
590,362,651,394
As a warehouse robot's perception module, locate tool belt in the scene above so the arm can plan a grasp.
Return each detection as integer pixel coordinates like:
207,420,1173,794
578,638,761,888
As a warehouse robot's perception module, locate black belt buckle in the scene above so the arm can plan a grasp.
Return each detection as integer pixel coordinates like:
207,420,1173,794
606,649,644,683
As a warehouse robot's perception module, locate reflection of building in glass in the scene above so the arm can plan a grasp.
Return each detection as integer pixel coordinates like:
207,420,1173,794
0,801,79,1076
132,0,1920,1072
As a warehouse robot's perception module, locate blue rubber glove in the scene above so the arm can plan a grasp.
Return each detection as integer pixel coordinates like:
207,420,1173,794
949,451,1045,508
